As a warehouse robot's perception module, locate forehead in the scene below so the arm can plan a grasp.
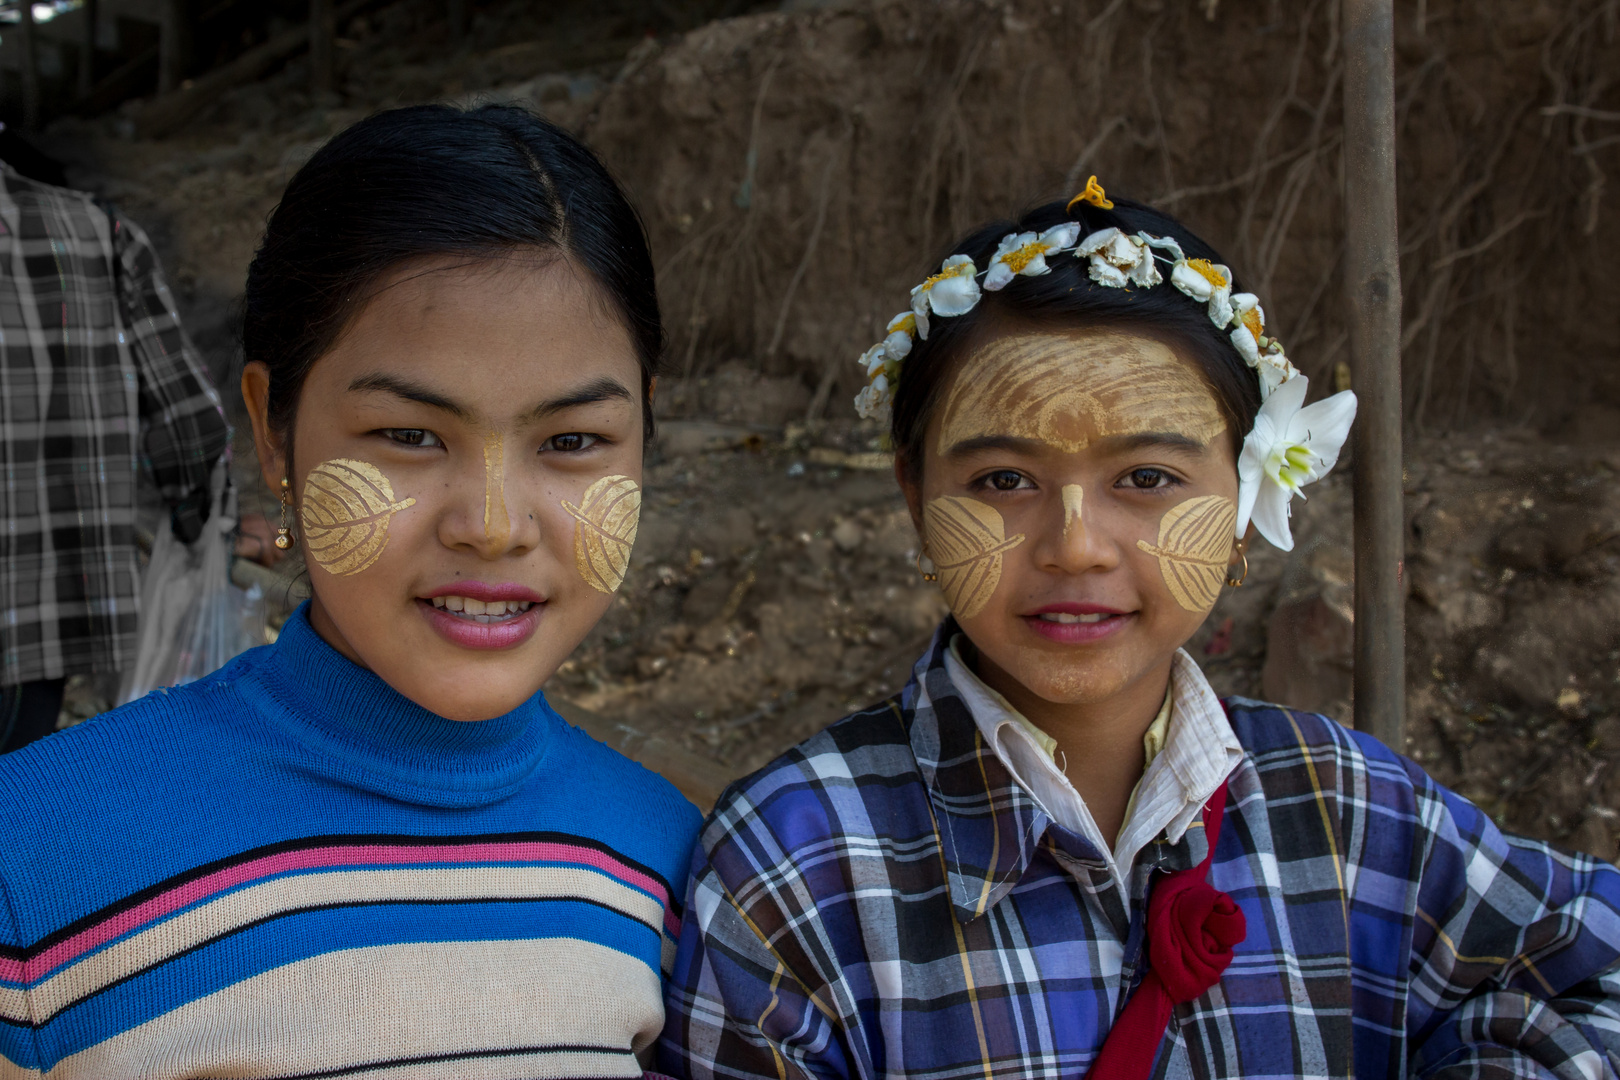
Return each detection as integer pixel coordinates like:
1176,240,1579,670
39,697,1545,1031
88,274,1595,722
316,257,640,409
935,328,1227,455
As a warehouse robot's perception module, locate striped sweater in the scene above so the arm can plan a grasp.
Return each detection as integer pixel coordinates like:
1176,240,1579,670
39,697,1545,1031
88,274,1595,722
0,605,701,1078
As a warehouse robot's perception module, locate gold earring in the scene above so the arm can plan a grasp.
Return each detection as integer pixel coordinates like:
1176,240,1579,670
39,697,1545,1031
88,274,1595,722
916,549,938,583
1224,540,1248,588
274,478,294,550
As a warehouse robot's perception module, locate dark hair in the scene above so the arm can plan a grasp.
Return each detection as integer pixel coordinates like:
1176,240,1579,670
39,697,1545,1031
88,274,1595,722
244,103,662,457
892,196,1261,484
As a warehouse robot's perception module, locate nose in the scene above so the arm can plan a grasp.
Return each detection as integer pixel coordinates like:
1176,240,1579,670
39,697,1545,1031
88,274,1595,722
483,433,510,549
1037,482,1118,575
439,432,540,560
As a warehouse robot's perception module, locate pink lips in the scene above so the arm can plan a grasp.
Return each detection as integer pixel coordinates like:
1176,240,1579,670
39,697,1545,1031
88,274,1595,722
418,582,546,651
1022,601,1133,644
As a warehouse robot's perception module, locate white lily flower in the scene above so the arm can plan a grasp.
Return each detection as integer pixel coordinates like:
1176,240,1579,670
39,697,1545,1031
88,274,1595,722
910,254,981,337
1170,257,1235,329
1076,227,1159,288
984,223,1082,291
1229,293,1265,364
1236,375,1358,551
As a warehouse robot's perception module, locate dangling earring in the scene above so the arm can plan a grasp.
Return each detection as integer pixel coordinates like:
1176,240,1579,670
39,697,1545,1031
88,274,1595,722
916,549,938,583
274,477,294,550
1224,538,1249,588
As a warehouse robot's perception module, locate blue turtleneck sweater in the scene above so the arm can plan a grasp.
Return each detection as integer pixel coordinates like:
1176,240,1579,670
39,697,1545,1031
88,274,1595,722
0,605,701,1078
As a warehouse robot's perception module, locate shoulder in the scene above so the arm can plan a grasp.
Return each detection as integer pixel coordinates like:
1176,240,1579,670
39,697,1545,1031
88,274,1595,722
1222,695,1413,785
1,170,97,214
0,650,263,813
540,702,705,887
699,697,927,879
1220,696,1499,865
0,651,274,922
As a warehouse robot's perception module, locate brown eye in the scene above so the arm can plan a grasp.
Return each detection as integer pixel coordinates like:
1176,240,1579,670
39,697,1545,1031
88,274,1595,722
544,433,598,453
383,429,441,448
988,470,1025,491
1127,468,1169,489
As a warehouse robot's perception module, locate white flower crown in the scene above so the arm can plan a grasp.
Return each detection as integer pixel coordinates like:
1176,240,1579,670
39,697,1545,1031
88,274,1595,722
855,177,1357,552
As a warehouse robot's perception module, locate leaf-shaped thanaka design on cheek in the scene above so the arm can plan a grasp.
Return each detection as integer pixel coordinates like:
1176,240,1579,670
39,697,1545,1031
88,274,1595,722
1136,495,1238,612
562,475,642,593
300,459,417,576
924,496,1027,619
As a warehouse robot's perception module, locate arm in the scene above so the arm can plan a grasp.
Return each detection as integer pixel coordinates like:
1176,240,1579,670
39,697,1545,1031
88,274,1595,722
659,851,854,1080
111,211,229,543
1397,755,1620,1078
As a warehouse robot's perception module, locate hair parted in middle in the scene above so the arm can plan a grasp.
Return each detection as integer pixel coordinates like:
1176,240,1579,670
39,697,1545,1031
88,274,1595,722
243,102,664,465
889,196,1264,485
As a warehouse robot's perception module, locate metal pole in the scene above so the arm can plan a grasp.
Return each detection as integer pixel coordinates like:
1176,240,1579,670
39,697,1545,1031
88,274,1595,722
1342,0,1405,750
309,0,335,93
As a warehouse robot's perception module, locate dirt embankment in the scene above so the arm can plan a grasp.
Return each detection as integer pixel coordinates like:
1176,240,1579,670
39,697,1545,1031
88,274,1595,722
581,0,1618,433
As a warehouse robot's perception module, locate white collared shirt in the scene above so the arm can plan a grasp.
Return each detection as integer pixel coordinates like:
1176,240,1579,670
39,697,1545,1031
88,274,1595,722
943,640,1243,884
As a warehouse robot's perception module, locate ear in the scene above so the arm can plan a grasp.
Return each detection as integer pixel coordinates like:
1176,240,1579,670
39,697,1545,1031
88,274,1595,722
240,362,288,494
894,454,925,538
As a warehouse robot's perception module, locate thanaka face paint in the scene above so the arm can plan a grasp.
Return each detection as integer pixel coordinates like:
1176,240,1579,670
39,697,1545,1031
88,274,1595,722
936,331,1228,456
1062,484,1085,540
482,432,510,548
1136,494,1238,612
923,496,1026,619
299,459,417,576
562,475,642,593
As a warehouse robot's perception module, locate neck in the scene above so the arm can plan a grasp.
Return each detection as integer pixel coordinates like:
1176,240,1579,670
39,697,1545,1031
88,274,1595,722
971,649,1173,847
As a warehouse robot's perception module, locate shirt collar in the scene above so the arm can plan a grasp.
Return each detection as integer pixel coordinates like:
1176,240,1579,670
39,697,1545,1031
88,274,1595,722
248,603,556,808
904,621,1242,916
903,621,1052,923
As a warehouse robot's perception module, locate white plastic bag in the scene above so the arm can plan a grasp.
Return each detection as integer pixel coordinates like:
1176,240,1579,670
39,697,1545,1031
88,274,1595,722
119,462,265,705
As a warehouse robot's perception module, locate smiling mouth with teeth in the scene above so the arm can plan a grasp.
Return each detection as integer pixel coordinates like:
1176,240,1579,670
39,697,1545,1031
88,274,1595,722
427,596,535,622
1037,612,1112,624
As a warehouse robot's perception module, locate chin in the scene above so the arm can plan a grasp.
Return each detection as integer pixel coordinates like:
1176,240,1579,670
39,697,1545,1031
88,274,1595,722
1008,650,1137,707
396,671,539,722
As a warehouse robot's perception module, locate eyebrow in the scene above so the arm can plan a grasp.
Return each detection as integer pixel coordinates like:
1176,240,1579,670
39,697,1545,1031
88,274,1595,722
346,373,635,423
347,373,471,418
521,376,635,421
1099,431,1210,454
943,431,1209,458
942,434,1050,459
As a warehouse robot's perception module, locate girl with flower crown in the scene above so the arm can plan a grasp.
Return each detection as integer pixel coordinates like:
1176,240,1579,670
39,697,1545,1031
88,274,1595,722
658,182,1620,1080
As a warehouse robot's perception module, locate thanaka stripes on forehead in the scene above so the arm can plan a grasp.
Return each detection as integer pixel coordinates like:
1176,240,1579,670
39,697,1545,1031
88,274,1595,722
935,330,1227,458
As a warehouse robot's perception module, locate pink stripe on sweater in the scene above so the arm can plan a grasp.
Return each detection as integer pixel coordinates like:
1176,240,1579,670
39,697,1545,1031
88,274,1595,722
3,841,669,985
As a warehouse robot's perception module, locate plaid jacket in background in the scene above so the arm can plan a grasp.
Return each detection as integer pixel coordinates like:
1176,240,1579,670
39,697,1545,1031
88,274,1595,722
660,624,1620,1079
0,164,227,687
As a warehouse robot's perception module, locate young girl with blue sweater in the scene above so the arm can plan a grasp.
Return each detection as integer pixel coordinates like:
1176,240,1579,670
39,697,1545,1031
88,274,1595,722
0,105,699,1079
659,182,1620,1079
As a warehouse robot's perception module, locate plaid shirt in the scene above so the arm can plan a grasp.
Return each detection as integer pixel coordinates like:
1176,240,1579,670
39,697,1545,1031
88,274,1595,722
660,621,1620,1079
0,164,227,687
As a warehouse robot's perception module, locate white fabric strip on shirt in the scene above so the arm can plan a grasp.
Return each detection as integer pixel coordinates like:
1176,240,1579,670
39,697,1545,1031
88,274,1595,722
943,641,1243,885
